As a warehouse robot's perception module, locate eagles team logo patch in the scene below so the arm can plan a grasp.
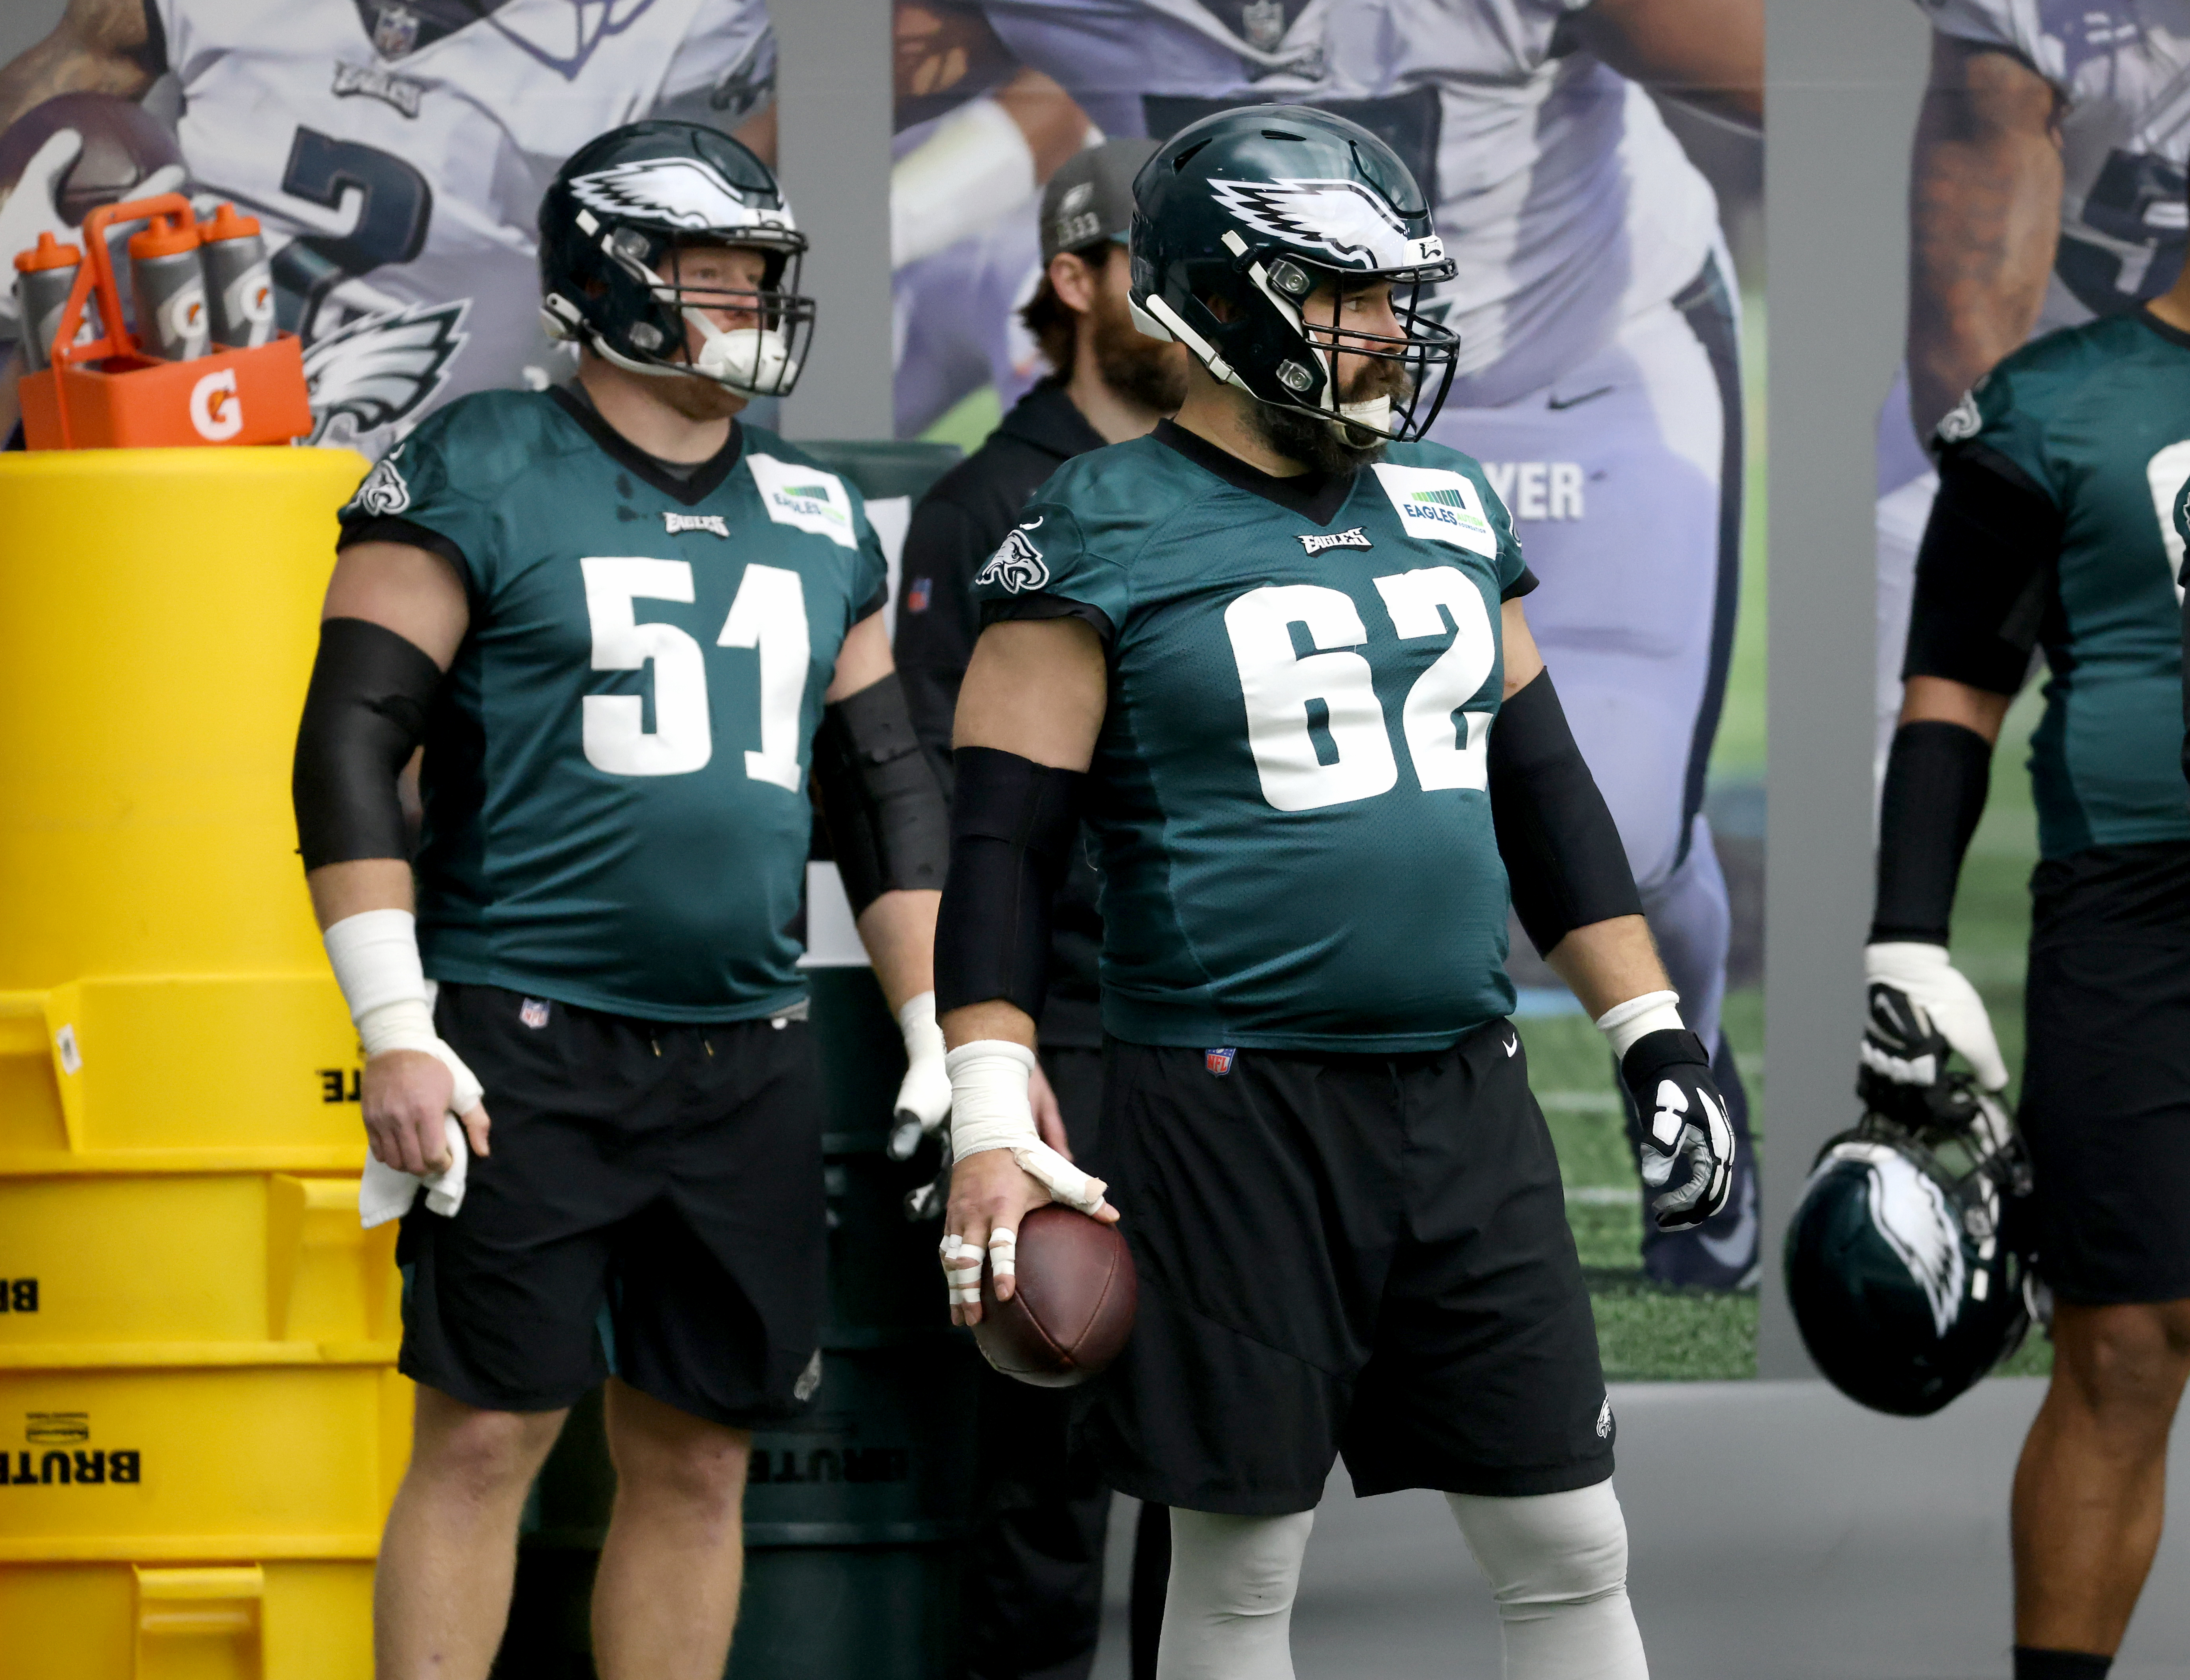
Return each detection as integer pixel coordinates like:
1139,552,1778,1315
1209,178,1434,270
1297,525,1371,555
1596,1396,1614,1440
744,454,856,548
974,524,1049,594
663,512,729,538
1935,391,1981,446
345,447,411,517
1370,463,1499,557
568,157,792,238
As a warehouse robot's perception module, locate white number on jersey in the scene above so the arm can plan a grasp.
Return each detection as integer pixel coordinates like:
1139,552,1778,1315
2144,441,2190,606
1225,569,1498,812
580,557,810,782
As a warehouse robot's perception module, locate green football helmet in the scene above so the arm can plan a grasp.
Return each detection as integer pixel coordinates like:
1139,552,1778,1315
538,120,813,399
1129,104,1458,442
1785,1072,2038,1417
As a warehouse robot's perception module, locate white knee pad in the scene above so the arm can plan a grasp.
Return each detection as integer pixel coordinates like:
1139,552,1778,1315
1156,1507,1316,1680
1447,1482,1648,1680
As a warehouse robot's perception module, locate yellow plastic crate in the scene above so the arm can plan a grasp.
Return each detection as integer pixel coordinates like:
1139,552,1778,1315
0,1364,410,1562
0,1559,373,1680
0,1175,396,1366
0,978,368,1175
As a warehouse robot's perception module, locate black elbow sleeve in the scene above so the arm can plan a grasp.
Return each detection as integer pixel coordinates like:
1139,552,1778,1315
1489,671,1643,957
292,617,443,870
933,746,1084,1019
812,672,952,915
1871,719,1992,946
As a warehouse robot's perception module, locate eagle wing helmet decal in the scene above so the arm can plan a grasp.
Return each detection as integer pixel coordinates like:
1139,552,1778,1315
567,156,793,236
1210,177,1414,268
303,301,469,446
1863,1151,1968,1339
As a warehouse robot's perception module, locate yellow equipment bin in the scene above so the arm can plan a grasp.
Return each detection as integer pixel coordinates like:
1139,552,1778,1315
0,448,401,1678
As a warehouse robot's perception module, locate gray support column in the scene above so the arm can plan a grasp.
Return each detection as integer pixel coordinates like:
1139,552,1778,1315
1758,1,1930,1376
772,0,894,441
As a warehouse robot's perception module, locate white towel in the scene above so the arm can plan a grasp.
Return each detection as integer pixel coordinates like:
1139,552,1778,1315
360,1115,469,1230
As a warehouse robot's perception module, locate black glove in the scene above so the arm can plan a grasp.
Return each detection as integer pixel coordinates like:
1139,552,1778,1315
1620,1028,1734,1231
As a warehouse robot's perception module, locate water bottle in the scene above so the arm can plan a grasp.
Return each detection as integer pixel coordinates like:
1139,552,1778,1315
199,203,274,350
128,213,207,362
13,232,86,372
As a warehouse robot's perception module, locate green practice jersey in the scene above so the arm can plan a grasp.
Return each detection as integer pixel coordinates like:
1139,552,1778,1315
336,388,888,1022
974,422,1533,1053
1940,313,2190,859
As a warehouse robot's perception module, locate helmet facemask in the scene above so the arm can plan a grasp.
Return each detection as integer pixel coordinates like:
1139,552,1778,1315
584,224,816,400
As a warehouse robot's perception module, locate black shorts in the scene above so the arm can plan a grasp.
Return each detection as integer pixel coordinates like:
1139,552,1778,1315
2020,842,2190,1305
1073,1021,1613,1515
397,982,825,1426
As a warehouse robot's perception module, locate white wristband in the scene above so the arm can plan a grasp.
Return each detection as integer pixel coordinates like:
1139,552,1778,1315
1595,989,1684,1060
322,908,482,1113
944,1040,1106,1214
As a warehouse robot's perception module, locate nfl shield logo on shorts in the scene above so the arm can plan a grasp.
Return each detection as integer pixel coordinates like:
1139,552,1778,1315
519,998,551,1030
1206,1047,1236,1076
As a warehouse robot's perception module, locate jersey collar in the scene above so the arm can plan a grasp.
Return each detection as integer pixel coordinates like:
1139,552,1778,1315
2134,306,2190,355
548,384,745,506
1153,419,1356,525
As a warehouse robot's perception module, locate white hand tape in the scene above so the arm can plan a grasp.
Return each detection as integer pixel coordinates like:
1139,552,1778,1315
945,1041,1108,1214
1594,989,1684,1060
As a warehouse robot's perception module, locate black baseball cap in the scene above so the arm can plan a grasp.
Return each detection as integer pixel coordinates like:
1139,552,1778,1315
1039,137,1160,264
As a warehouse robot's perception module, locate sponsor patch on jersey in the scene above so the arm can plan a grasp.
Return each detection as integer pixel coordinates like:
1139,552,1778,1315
332,60,425,118
1296,524,1371,555
1210,177,1414,269
663,512,729,538
569,157,794,239
1935,390,1981,446
973,524,1049,594
1370,463,1499,557
744,454,856,548
304,301,469,448
345,447,411,518
1205,1047,1236,1076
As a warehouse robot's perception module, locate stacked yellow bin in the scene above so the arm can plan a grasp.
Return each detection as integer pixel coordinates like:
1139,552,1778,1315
0,448,406,1680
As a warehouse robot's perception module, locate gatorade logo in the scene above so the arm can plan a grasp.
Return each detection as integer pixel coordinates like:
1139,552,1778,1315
188,369,243,441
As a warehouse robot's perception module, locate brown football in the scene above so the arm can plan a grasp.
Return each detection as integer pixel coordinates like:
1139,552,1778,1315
0,93,183,226
974,1205,1138,1388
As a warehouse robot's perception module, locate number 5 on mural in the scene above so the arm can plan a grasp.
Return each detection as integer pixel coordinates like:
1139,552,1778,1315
1225,565,1496,814
579,557,809,783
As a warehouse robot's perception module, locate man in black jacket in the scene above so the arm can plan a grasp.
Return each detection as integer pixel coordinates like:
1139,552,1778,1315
894,138,1185,1680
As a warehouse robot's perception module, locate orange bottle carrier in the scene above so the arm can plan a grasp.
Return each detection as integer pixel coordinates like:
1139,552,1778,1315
15,193,313,452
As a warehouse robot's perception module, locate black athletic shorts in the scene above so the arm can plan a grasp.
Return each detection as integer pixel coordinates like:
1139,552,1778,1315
396,982,826,1426
1073,1020,1613,1515
2020,841,2190,1305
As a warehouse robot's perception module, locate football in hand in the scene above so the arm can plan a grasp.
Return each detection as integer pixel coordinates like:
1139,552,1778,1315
973,1205,1138,1388
0,93,183,225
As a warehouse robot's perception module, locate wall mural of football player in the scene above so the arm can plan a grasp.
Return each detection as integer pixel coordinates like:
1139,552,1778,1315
890,0,1766,1291
0,0,779,457
1877,2,2190,778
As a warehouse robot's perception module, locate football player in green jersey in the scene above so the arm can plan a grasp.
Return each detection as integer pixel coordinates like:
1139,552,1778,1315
290,124,952,1680
930,109,1736,1680
1860,240,2190,1680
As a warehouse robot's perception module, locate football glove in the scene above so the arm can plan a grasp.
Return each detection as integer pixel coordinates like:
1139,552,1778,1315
888,991,954,1160
1621,1027,1735,1232
1862,941,2008,1094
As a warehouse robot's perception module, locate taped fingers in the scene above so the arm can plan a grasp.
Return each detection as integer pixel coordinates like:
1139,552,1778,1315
941,1234,985,1312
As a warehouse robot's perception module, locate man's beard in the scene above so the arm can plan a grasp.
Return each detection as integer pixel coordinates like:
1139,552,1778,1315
1254,358,1413,474
1090,286,1189,414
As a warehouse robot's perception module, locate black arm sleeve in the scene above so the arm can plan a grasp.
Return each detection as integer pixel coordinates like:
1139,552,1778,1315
291,617,443,870
1904,445,2062,695
1489,670,1644,957
1870,720,1992,946
811,673,952,916
932,746,1084,1019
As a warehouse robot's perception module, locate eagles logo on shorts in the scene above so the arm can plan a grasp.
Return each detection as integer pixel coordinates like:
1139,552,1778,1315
974,524,1050,594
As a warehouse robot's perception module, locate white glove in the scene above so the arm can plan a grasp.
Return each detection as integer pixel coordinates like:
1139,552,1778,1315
942,1040,1107,1214
887,991,953,1159
1862,941,2008,1093
0,130,185,337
